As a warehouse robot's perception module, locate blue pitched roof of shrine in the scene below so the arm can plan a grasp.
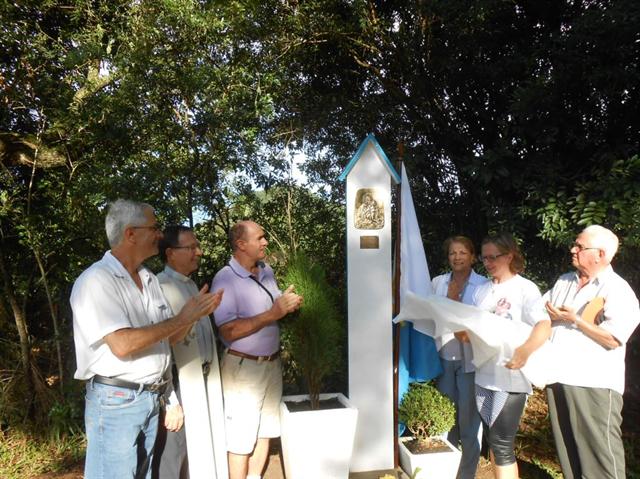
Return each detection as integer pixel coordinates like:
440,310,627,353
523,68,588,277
338,133,401,184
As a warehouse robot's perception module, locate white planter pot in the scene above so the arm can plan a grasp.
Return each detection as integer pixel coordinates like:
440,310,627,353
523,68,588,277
398,436,461,479
280,393,358,479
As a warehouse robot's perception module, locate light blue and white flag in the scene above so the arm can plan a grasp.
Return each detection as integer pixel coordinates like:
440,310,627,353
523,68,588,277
397,164,442,433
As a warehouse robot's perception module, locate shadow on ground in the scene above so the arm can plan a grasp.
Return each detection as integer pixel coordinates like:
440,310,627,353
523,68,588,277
518,460,558,479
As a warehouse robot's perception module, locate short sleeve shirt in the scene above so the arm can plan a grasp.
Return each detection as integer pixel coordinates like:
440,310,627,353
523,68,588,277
71,251,172,383
211,257,282,356
544,266,640,394
472,274,548,393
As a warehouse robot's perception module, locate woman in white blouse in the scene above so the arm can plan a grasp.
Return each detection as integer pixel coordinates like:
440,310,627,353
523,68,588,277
472,233,550,479
432,236,487,479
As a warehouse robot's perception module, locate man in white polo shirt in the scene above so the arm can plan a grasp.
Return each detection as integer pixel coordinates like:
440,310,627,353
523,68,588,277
71,199,222,479
544,225,640,479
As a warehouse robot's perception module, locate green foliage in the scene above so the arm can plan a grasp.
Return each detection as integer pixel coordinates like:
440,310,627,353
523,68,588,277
268,0,640,290
399,382,456,442
536,156,640,244
48,394,84,441
282,253,343,409
535,155,640,288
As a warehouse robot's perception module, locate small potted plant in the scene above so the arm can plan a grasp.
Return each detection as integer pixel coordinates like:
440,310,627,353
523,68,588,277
398,382,461,479
279,253,358,479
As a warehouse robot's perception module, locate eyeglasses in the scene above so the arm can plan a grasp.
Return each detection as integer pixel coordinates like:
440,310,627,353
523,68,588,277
171,244,201,252
571,242,600,252
479,253,506,262
131,223,162,232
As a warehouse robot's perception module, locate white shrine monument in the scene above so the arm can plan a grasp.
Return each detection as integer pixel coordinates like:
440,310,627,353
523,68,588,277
339,134,400,472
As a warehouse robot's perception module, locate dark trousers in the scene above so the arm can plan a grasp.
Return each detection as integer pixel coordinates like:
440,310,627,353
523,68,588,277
152,368,189,479
546,383,625,479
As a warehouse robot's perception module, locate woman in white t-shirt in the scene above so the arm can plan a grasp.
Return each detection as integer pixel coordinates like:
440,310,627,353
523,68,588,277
472,233,550,479
432,236,487,479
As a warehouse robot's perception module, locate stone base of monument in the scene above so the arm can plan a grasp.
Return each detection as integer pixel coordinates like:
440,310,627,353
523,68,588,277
280,393,358,479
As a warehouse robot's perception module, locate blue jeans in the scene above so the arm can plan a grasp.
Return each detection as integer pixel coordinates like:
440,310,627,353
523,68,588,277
436,359,483,479
84,381,161,479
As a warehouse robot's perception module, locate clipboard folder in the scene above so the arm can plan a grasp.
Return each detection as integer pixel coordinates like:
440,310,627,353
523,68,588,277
581,296,605,325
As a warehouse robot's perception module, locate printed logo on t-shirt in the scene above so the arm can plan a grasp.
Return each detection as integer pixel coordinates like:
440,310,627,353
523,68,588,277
493,298,513,320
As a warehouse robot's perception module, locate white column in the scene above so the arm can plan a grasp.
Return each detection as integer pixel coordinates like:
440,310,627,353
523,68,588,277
346,141,395,472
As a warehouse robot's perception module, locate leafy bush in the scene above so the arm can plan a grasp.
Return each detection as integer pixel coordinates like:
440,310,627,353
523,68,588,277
399,382,456,442
281,253,342,409
48,398,83,440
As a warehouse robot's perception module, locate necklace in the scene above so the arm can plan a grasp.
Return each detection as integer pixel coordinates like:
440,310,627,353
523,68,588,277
448,274,470,302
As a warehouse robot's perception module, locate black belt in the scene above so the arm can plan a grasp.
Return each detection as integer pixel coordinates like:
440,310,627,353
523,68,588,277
227,349,279,362
92,375,169,394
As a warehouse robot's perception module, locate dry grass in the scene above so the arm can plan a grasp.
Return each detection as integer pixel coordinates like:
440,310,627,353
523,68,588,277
0,429,85,479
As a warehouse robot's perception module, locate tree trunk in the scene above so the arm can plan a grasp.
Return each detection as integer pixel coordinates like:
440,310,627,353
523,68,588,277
0,248,34,396
32,247,64,393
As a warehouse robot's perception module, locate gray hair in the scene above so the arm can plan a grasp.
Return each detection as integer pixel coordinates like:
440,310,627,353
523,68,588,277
582,225,619,262
105,199,154,247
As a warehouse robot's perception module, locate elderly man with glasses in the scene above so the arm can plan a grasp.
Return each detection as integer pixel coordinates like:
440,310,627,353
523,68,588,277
71,200,222,479
544,225,640,479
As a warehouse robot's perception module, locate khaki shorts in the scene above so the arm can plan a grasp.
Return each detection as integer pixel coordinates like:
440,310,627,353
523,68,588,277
220,352,283,454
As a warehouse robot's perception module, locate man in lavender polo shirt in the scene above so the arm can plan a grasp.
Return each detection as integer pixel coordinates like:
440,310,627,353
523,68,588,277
211,220,302,479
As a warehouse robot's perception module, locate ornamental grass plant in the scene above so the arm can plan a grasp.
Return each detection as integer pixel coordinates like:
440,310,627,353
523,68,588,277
282,253,342,410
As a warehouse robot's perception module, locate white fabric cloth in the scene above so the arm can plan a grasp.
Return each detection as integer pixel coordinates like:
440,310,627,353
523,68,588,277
545,266,640,395
394,290,556,390
158,265,216,363
432,270,487,371
71,251,172,384
472,275,548,393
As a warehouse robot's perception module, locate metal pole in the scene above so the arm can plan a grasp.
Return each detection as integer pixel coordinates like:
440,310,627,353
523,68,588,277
392,141,404,468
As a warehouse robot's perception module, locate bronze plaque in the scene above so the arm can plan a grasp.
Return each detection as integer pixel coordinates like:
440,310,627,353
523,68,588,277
355,188,384,230
360,235,379,249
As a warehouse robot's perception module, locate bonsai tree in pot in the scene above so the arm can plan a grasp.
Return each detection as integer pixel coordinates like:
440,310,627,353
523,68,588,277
398,382,459,479
399,381,456,448
281,253,342,409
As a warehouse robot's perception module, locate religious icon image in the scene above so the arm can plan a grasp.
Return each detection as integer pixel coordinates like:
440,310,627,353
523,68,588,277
355,188,384,230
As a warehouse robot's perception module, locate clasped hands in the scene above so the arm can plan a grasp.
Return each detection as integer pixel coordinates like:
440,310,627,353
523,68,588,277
179,285,224,325
545,301,578,325
274,284,303,318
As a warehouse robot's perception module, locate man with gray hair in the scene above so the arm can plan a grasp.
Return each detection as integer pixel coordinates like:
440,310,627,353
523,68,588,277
544,225,640,479
71,199,222,479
